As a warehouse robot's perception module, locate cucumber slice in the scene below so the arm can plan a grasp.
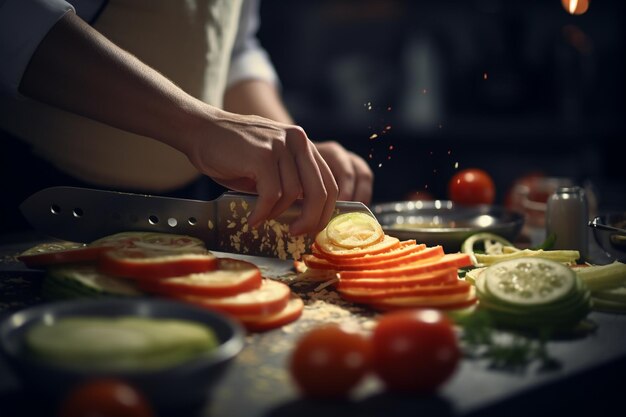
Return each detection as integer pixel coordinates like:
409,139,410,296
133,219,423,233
484,258,576,306
48,265,142,297
26,317,218,370
592,286,626,304
591,297,626,314
325,212,383,249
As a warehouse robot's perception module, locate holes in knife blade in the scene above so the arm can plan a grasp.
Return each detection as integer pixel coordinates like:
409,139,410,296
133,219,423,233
167,218,178,227
188,217,197,226
73,208,83,218
148,215,159,225
50,204,61,215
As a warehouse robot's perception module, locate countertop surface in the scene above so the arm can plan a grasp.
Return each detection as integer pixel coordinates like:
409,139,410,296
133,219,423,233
0,231,624,417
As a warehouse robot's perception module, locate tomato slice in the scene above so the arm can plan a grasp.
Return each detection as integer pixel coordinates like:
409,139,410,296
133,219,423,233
312,240,422,264
304,245,443,271
324,212,384,249
371,287,478,311
17,242,114,268
338,280,472,303
314,235,400,258
336,268,459,290
137,258,262,297
99,248,218,280
179,279,291,316
236,295,304,332
91,232,206,251
339,252,471,280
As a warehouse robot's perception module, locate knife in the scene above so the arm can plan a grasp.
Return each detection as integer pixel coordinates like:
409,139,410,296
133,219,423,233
19,186,373,259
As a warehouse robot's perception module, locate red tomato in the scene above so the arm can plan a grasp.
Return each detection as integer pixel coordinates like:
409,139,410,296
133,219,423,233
448,168,495,206
371,309,460,394
99,248,218,280
58,378,155,417
289,324,371,398
17,242,113,268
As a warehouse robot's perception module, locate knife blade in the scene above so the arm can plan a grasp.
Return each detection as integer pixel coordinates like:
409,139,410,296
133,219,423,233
19,186,373,259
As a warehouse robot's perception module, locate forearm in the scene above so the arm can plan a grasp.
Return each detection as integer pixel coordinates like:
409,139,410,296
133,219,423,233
19,11,210,153
223,79,293,124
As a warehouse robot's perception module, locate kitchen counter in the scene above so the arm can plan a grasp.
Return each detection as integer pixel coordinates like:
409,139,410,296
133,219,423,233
0,232,625,417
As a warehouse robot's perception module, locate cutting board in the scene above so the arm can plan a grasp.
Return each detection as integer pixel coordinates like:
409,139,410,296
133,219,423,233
0,237,625,417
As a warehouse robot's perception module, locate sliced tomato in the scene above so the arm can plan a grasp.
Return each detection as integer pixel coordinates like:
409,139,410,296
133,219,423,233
339,252,471,280
312,240,423,264
91,232,206,251
236,295,304,332
99,248,218,280
336,268,459,290
314,234,400,258
137,258,262,297
179,279,291,316
304,245,443,271
17,242,114,268
371,287,478,311
338,280,472,303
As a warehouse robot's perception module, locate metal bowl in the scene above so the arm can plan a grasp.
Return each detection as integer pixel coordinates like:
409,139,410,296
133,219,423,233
0,298,245,409
589,212,626,262
372,200,524,252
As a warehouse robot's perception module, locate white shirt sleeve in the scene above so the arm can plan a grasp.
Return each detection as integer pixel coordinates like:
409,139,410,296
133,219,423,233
0,0,75,96
226,0,280,88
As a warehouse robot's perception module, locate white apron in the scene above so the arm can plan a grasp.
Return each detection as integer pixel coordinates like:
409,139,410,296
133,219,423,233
0,0,242,192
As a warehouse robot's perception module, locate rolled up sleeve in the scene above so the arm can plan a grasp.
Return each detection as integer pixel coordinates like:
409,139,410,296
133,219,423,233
0,0,74,96
226,0,279,88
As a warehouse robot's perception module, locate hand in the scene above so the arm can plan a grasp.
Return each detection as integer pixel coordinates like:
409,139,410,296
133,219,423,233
314,141,374,205
183,110,339,236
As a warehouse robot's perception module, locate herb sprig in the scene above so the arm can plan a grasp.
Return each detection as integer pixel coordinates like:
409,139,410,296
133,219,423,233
454,309,560,372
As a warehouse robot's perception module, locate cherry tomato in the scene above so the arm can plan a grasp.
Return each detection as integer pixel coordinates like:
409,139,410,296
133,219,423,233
371,309,460,394
448,168,495,206
289,324,371,398
58,378,155,417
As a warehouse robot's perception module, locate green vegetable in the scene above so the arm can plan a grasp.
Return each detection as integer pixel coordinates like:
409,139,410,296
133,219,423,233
575,261,626,292
461,232,515,266
455,309,558,371
26,316,219,370
475,258,591,331
43,265,142,300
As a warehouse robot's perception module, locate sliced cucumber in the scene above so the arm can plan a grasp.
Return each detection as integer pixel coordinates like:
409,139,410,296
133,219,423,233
47,264,142,297
26,316,218,370
484,258,576,306
325,212,383,249
475,257,591,331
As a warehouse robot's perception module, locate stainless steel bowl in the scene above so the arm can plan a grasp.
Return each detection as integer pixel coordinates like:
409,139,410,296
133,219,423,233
0,298,245,409
372,200,524,252
589,212,626,262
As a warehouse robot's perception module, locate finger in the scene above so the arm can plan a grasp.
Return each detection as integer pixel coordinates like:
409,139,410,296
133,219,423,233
350,153,374,205
247,161,283,228
286,130,329,235
267,148,303,220
313,150,339,233
325,150,357,202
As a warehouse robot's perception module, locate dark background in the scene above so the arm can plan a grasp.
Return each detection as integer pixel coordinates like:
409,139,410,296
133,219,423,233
257,0,625,209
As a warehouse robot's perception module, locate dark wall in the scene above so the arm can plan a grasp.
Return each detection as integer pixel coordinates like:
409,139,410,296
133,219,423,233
257,0,626,210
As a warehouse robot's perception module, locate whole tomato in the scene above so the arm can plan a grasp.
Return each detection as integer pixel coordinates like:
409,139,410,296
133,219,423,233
371,309,460,394
289,323,371,398
448,168,495,206
58,378,155,417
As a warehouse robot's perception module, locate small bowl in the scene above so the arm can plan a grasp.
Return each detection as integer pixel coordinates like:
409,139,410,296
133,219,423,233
372,200,524,252
590,212,626,262
0,298,245,409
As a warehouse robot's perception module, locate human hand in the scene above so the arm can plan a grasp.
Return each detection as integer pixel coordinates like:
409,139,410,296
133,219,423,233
314,141,374,205
183,110,339,236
